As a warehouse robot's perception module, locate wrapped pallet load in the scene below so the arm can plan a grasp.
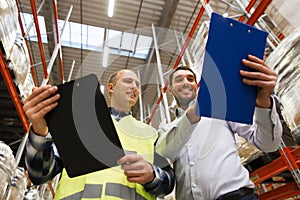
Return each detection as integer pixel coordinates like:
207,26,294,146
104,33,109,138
7,36,34,101
0,0,18,58
267,26,300,144
9,167,27,200
0,141,16,199
0,0,34,101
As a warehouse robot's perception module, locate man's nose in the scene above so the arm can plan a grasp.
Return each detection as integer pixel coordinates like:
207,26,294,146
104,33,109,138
182,78,190,85
131,83,139,94
131,82,138,89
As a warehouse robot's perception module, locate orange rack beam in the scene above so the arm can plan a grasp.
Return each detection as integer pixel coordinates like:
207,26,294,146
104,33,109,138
250,146,300,199
0,53,30,133
258,182,300,200
250,147,300,184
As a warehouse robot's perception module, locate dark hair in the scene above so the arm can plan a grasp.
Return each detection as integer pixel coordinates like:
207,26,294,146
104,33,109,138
169,66,197,87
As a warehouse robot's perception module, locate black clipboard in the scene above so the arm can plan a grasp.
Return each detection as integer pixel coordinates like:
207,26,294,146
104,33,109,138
196,12,268,124
45,73,125,178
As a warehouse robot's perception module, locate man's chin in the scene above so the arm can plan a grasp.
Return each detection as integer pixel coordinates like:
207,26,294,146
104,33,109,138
181,94,194,99
178,96,195,103
129,100,138,107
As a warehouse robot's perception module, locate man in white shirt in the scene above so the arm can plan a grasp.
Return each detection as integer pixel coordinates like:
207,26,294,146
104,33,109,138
156,55,283,200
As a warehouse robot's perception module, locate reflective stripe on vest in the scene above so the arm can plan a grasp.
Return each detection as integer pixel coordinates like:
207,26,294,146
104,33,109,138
55,116,157,200
60,183,147,200
105,183,146,200
61,184,102,199
61,191,82,200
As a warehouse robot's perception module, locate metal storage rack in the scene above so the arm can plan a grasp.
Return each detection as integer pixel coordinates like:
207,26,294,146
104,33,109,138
1,0,300,199
0,0,73,198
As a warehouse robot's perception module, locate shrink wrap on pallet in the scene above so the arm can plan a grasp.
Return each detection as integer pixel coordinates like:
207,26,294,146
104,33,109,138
0,0,18,58
0,141,16,199
9,167,27,200
267,26,300,143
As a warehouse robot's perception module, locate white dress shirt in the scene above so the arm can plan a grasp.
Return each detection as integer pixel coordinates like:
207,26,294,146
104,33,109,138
156,97,282,200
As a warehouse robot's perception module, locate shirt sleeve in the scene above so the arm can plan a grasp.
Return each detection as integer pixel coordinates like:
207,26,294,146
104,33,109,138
156,112,198,161
143,153,175,197
25,128,63,185
228,95,283,152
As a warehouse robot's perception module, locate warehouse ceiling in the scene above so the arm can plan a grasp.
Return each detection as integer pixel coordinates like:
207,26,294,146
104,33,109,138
0,0,296,166
17,0,250,119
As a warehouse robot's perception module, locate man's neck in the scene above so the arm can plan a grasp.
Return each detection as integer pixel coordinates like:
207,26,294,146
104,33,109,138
178,99,195,111
180,104,189,110
110,102,131,113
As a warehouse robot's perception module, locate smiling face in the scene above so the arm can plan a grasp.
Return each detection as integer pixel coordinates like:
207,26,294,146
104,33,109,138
108,70,140,112
170,69,197,110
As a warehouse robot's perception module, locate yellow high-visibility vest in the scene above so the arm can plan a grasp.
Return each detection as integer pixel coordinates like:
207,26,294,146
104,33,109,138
54,115,157,200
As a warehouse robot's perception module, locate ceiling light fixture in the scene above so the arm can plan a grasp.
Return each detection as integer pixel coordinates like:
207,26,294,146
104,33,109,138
108,0,115,17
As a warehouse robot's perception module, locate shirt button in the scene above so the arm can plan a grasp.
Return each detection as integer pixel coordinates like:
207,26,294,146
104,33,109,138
185,129,189,133
192,184,197,188
190,162,195,166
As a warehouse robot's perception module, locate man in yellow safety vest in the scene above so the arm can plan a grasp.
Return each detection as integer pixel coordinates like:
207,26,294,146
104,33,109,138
23,69,174,199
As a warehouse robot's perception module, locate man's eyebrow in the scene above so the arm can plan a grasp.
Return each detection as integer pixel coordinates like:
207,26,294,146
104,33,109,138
174,74,194,79
186,75,195,79
174,74,185,79
123,77,140,84
123,77,134,81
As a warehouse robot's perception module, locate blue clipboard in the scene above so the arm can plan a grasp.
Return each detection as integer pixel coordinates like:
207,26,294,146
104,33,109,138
196,12,268,124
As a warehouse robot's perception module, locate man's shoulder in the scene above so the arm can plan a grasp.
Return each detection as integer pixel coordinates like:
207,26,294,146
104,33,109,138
123,115,157,132
134,117,156,130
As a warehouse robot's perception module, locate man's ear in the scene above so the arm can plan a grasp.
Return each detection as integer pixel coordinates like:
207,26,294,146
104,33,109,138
107,83,114,93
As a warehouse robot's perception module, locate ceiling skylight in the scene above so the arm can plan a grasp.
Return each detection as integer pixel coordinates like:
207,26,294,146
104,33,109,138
21,12,152,59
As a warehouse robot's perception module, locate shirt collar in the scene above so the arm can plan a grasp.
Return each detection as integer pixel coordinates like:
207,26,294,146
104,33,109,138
170,100,195,118
109,107,131,121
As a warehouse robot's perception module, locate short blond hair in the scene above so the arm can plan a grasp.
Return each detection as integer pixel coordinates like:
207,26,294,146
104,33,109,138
107,69,135,96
